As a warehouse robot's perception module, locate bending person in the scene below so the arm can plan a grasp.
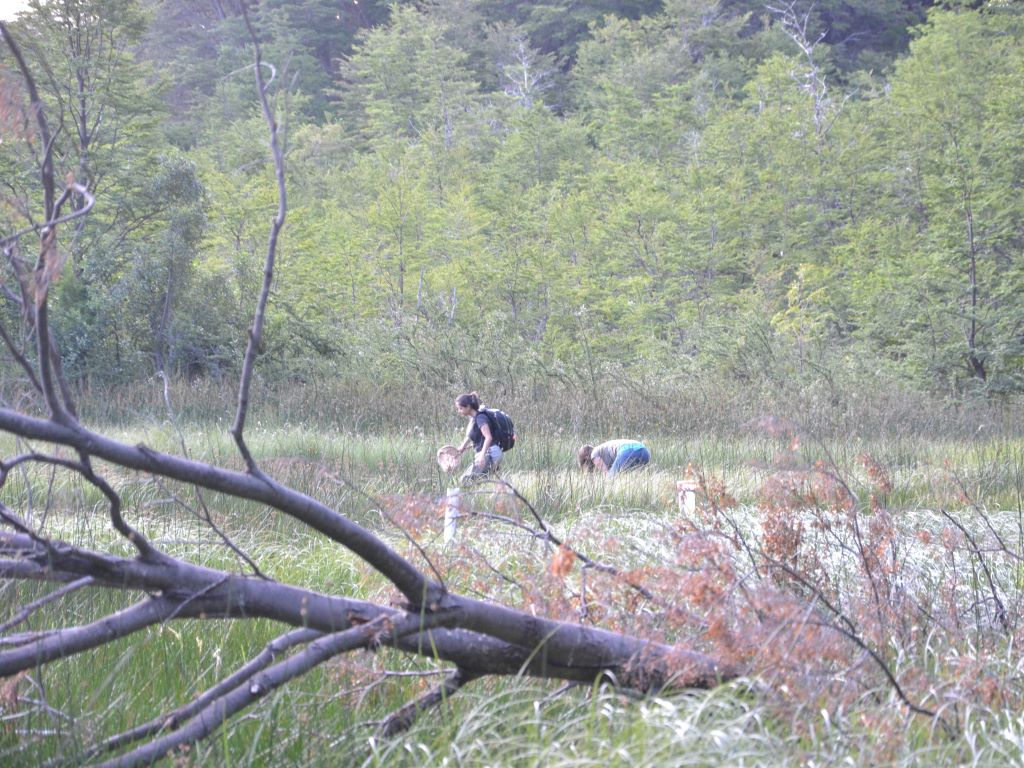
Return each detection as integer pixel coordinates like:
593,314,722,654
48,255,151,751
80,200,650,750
455,391,503,482
578,439,651,477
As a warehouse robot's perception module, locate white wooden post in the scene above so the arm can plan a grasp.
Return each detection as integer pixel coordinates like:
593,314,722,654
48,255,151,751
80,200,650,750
676,479,698,515
444,488,461,544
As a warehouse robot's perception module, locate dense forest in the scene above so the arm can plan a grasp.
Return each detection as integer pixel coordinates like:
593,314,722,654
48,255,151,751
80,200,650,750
2,0,1022,401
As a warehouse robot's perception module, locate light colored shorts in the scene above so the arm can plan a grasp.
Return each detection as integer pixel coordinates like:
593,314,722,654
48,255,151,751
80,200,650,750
460,445,503,482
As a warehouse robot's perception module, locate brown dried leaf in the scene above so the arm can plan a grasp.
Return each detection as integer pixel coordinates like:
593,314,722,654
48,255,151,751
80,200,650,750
549,543,575,579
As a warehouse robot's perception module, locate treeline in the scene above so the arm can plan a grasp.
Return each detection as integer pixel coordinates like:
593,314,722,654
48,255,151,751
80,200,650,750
1,0,1022,401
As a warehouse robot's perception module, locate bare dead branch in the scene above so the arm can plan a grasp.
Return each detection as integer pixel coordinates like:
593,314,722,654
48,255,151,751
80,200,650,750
0,316,43,394
230,5,287,473
153,371,267,578
150,474,267,579
0,575,93,634
481,479,660,602
0,409,436,604
1,524,727,696
0,597,184,674
42,181,95,237
946,468,1024,565
376,667,479,737
0,499,41,542
363,485,448,590
0,23,55,217
0,26,84,425
84,627,322,761
2,449,155,557
938,507,1011,634
765,559,937,719
96,614,430,768
345,668,452,709
463,542,525,591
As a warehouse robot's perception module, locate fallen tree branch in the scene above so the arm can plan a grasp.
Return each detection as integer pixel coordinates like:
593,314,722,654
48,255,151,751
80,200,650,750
376,667,479,737
0,575,93,634
81,627,323,762
98,617,396,768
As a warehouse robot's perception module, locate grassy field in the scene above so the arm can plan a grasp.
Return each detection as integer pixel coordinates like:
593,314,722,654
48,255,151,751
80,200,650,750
2,392,1024,766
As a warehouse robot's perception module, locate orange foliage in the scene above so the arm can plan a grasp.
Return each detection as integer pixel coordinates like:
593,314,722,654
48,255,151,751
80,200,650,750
373,438,1022,742
549,543,575,579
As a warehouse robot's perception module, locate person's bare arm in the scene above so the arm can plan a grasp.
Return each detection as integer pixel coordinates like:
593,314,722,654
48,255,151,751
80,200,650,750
458,423,473,454
476,422,494,467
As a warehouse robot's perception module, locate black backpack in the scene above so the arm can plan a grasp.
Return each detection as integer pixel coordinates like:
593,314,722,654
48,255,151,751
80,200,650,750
483,408,516,452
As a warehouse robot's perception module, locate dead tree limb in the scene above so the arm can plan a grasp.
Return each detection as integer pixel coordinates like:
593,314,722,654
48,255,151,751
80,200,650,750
377,667,479,738
229,4,287,473
78,627,322,762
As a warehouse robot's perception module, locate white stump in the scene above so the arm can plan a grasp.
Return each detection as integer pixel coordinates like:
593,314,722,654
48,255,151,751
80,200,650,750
676,479,698,515
444,488,461,544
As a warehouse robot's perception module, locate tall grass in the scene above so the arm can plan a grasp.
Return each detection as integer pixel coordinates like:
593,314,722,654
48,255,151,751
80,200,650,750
2,380,1024,766
62,371,1024,440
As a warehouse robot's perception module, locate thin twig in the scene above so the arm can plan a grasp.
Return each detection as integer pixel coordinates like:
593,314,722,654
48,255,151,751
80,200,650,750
230,6,286,474
3,450,155,557
338,475,448,591
0,576,93,634
0,24,75,424
938,507,1010,634
375,667,479,737
154,372,267,578
79,627,321,763
766,559,936,719
478,478,659,601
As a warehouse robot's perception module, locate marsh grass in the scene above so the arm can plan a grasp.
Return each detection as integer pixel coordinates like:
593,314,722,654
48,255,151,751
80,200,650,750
63,373,1024,439
3,397,1024,766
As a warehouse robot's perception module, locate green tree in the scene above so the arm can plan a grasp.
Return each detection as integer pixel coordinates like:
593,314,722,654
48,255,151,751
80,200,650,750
863,7,1024,388
2,0,215,380
333,5,484,149
571,0,778,161
142,0,395,144
687,53,844,340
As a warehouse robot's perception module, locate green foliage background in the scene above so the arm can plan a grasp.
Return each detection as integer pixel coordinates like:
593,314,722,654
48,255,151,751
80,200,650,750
2,0,1023,400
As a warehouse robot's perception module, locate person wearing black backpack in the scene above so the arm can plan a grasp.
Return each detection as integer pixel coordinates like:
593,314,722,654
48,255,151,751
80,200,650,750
454,391,514,482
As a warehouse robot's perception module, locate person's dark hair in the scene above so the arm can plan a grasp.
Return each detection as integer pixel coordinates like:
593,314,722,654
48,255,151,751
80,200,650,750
456,392,481,411
578,444,594,471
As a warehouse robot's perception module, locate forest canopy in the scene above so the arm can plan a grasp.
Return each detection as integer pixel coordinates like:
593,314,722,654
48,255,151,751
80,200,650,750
1,0,1022,399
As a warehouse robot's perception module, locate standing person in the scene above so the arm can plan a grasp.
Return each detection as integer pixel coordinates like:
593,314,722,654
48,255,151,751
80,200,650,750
578,439,651,476
455,392,504,482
